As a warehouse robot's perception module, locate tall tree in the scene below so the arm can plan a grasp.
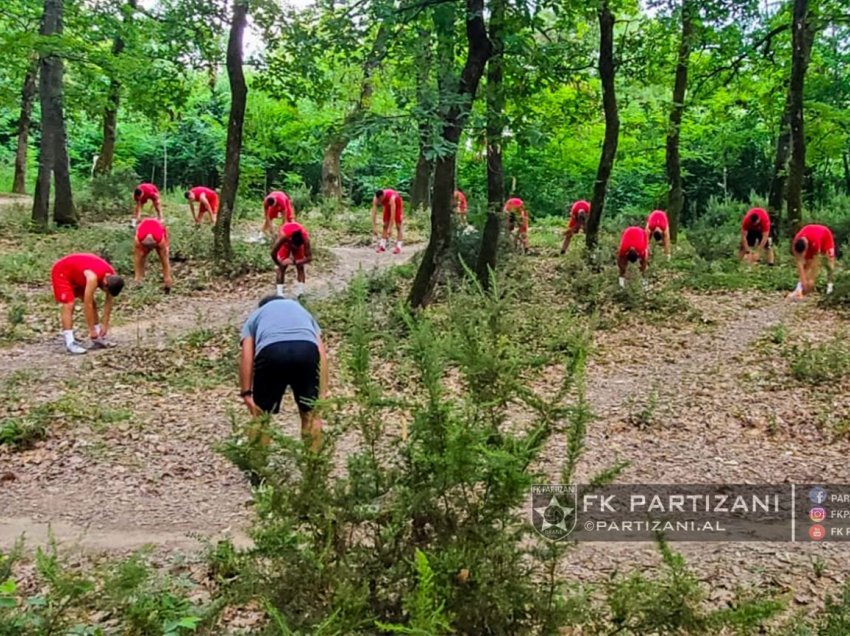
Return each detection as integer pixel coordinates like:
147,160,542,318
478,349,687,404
32,0,77,229
665,0,694,242
585,0,619,250
321,22,391,198
409,0,491,308
12,57,38,194
767,89,792,241
410,26,435,211
214,0,248,261
93,0,138,176
475,0,506,289
785,0,814,237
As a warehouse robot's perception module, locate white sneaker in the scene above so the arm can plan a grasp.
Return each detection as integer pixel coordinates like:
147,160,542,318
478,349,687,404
91,337,115,349
66,341,87,355
827,283,834,295
294,283,305,298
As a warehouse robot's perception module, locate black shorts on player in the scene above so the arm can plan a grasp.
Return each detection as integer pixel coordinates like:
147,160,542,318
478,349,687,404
746,229,771,249
253,340,320,413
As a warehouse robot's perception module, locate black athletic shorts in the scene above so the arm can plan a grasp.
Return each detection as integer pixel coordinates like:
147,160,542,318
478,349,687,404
253,340,320,414
746,229,772,249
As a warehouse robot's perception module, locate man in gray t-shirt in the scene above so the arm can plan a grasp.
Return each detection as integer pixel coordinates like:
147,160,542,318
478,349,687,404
239,296,327,449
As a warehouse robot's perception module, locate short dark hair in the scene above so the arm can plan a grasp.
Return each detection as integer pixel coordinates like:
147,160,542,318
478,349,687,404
375,189,384,199
265,195,276,207
184,190,192,199
653,229,663,242
793,238,807,255
627,248,639,263
133,187,142,200
258,295,286,307
105,275,125,297
289,230,305,247
748,212,761,226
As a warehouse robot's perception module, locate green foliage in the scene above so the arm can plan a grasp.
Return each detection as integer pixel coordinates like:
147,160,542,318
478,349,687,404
76,167,141,220
0,414,47,449
375,550,453,635
606,540,783,634
216,270,594,633
0,543,204,635
626,388,658,429
785,336,850,385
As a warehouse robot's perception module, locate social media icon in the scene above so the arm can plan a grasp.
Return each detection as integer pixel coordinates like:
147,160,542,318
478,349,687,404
809,487,827,504
810,507,826,523
809,524,826,541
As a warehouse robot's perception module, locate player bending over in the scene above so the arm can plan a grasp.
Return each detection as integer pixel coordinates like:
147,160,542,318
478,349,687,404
617,226,649,288
51,253,124,354
134,218,173,293
561,200,590,255
645,209,671,260
788,224,835,299
270,222,313,298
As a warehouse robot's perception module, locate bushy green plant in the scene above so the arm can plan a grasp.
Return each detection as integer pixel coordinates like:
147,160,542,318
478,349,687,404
786,336,850,384
0,543,206,635
77,168,141,220
606,540,783,635
216,270,597,633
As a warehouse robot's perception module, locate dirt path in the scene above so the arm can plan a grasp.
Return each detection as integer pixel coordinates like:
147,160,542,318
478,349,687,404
0,245,411,553
0,246,409,380
544,292,850,604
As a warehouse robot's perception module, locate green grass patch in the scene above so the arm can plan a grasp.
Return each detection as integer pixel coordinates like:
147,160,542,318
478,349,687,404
785,335,850,385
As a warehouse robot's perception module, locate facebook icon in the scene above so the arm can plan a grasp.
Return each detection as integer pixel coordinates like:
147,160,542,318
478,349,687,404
809,486,828,505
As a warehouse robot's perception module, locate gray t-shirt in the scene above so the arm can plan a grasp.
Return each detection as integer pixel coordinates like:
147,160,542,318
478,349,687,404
240,299,321,354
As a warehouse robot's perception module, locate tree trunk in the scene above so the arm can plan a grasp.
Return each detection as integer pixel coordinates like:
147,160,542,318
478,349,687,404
475,0,506,289
843,151,850,194
94,0,136,176
767,90,792,241
409,0,491,308
585,1,619,250
32,0,77,229
410,28,435,211
785,0,813,238
321,23,391,199
410,147,433,210
94,80,121,176
12,59,38,194
321,139,346,199
665,0,693,243
214,0,248,262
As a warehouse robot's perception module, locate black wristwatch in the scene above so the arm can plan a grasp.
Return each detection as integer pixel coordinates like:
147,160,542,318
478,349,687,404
240,390,253,398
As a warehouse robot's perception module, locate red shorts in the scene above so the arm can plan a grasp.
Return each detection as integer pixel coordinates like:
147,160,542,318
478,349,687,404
136,219,167,250
51,270,83,305
383,205,403,225
277,244,307,263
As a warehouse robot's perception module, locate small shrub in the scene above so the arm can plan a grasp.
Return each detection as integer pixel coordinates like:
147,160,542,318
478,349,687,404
626,388,658,429
606,540,783,634
77,167,140,220
216,271,597,633
0,415,47,449
786,336,850,384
